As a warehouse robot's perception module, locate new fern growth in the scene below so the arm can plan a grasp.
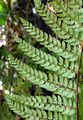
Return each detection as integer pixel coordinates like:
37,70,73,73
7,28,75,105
4,0,83,120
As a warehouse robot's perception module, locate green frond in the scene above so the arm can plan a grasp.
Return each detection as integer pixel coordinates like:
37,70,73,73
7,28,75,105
14,36,78,77
8,55,76,98
68,0,82,8
48,0,80,26
20,18,80,60
34,0,80,44
5,94,76,118
48,0,83,39
48,73,77,91
5,95,74,120
3,0,82,119
67,0,83,25
11,35,78,94
34,0,71,39
14,36,78,95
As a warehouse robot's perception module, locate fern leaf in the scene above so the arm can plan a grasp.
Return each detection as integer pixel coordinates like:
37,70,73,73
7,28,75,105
48,0,80,26
68,0,82,8
14,36,78,77
5,94,76,117
8,55,76,98
34,0,79,42
20,18,80,60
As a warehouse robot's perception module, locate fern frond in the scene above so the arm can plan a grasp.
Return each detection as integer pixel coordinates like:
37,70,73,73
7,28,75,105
8,55,76,98
2,0,82,119
20,18,80,60
68,0,83,27
48,0,80,26
14,36,78,77
34,0,80,43
48,73,77,92
34,0,73,39
11,35,78,92
48,0,83,40
68,0,82,8
5,94,76,120
5,94,76,116
14,36,78,94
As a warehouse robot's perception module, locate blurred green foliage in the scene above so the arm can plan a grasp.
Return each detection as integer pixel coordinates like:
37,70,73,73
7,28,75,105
0,101,15,120
0,1,8,25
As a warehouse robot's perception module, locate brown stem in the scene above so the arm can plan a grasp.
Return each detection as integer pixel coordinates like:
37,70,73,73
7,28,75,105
76,45,83,120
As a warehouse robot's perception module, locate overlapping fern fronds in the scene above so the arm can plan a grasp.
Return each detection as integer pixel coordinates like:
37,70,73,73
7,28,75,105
4,0,83,119
8,54,76,98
